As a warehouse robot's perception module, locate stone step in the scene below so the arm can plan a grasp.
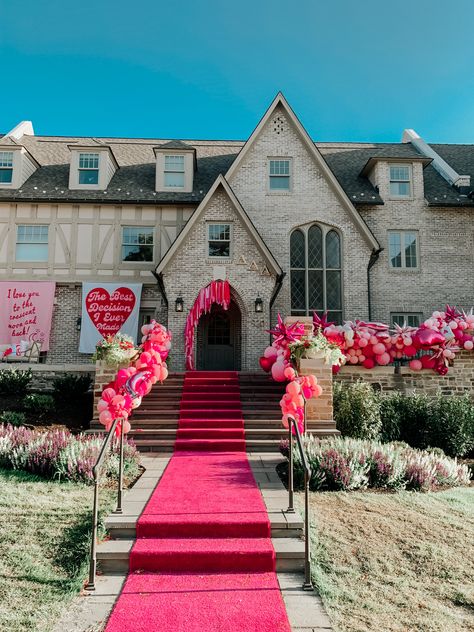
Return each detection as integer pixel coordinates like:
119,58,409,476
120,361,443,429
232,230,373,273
96,536,305,573
104,511,304,540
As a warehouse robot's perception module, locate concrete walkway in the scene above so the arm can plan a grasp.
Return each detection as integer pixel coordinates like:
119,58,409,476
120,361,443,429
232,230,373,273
53,454,332,632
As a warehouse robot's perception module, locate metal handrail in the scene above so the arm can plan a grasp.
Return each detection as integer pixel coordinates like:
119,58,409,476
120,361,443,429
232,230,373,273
86,416,125,591
285,416,313,591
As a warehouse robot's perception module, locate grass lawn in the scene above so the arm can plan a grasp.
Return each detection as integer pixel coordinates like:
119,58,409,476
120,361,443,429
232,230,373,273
304,487,474,632
0,468,114,632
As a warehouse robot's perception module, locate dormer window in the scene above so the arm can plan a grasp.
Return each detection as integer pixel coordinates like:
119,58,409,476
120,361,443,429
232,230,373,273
389,164,412,198
164,155,185,188
68,145,117,190
154,141,195,193
78,153,100,185
0,151,14,183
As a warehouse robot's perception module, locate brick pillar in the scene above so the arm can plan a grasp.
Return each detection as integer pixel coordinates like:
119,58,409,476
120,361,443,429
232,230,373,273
284,316,338,434
299,358,334,425
92,360,126,421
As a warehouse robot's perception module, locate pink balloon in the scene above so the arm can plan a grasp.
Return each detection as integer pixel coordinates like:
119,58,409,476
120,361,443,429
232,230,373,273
271,361,287,382
99,410,112,425
264,346,278,361
375,352,391,366
373,342,386,355
286,381,301,396
97,399,108,412
409,359,422,371
464,340,474,350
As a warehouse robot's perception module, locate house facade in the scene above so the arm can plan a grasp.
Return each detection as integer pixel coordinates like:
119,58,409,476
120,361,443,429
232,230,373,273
0,94,472,371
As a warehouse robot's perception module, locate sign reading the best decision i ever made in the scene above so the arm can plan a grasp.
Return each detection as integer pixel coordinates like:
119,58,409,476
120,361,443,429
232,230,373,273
79,282,142,353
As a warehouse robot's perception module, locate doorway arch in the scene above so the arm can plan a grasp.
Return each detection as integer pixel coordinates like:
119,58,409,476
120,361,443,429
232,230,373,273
196,301,241,371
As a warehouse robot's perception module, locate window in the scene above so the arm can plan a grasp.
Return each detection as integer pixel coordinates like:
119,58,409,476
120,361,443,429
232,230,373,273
290,224,342,323
391,313,422,328
78,153,99,185
0,151,13,184
389,164,411,198
164,155,185,188
388,231,418,269
16,225,48,261
208,224,231,258
269,159,290,191
121,226,154,262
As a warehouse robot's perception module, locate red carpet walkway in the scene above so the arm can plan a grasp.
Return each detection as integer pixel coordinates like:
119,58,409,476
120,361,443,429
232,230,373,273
105,371,291,632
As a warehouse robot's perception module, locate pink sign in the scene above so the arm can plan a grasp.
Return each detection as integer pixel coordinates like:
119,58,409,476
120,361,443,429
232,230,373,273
0,282,56,351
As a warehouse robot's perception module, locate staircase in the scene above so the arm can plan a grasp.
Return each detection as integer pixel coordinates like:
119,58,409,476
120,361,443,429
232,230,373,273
91,371,338,451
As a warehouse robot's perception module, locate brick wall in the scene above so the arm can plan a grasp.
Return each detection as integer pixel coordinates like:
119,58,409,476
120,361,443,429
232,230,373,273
335,351,474,398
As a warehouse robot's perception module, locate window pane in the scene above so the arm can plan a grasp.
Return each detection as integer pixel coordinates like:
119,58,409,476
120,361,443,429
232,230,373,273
79,153,99,169
79,170,99,185
122,245,153,262
270,160,289,175
290,230,305,268
164,155,185,171
326,270,342,310
326,230,341,268
327,311,343,325
164,172,185,187
0,152,13,167
390,166,410,181
0,169,13,183
404,233,417,268
392,313,421,328
269,176,290,190
209,241,230,257
390,181,410,197
308,269,324,310
16,243,48,261
308,225,323,268
209,224,230,241
389,233,402,267
290,269,306,311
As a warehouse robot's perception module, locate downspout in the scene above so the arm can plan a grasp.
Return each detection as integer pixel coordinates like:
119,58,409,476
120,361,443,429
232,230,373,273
151,270,168,309
269,272,286,342
367,248,383,321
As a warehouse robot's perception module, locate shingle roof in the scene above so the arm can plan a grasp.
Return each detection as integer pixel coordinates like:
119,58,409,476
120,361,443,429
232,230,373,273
0,134,471,207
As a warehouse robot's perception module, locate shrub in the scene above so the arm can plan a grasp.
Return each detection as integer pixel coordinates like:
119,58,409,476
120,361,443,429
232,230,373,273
0,411,27,427
333,381,381,440
52,373,92,404
0,368,32,396
0,423,140,483
281,436,471,492
428,395,474,458
24,393,55,415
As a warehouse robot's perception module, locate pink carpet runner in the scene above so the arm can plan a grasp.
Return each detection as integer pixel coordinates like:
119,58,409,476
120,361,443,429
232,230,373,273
105,371,291,632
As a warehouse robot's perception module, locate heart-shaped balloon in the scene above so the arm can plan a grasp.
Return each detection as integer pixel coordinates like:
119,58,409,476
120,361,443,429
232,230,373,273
259,356,273,372
414,329,445,349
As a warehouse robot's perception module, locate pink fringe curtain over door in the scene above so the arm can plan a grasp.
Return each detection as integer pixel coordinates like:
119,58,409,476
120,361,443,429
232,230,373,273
184,280,231,370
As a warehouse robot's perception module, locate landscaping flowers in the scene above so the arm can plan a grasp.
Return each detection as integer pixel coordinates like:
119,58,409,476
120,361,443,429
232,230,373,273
0,424,140,483
92,332,138,365
283,436,471,492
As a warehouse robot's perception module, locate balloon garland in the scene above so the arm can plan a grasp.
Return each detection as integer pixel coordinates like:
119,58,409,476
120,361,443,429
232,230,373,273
96,321,172,435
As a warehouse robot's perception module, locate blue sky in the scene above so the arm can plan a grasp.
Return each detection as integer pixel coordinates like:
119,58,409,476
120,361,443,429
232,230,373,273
0,0,473,143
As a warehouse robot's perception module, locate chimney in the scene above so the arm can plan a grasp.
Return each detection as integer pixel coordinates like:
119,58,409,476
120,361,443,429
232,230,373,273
402,128,471,195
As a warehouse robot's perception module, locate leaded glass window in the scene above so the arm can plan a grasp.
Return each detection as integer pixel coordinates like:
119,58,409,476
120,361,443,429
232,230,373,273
290,224,342,323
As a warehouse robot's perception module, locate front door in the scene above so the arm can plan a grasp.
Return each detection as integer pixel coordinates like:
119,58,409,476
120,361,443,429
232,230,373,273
197,303,240,371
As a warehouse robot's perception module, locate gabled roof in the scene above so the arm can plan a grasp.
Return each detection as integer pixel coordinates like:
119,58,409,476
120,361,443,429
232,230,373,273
225,93,380,250
156,140,194,151
156,174,282,276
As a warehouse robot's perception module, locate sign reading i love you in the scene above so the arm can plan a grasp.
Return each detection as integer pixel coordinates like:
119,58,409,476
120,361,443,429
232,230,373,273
79,283,142,353
0,281,56,351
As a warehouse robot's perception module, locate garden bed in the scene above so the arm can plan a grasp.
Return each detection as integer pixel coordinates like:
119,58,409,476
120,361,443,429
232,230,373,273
304,487,474,632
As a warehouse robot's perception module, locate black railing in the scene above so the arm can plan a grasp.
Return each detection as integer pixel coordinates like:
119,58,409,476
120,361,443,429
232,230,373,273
285,417,313,591
86,417,125,591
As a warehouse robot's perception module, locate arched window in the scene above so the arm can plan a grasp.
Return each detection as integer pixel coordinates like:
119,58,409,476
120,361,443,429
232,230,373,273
290,225,342,323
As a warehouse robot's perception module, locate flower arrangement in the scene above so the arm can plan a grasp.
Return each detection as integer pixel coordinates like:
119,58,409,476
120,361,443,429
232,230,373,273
92,333,138,365
288,331,346,367
0,423,140,483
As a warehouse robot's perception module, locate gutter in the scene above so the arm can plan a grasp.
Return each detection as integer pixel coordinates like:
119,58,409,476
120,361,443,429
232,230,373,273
367,248,383,321
151,271,168,309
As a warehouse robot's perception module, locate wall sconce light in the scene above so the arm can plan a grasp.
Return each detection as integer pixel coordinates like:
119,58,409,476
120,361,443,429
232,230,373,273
255,296,263,313
175,296,184,312
76,317,82,331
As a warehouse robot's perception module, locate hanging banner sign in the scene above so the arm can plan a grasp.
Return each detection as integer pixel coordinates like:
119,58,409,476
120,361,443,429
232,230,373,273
79,283,142,353
0,281,56,351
